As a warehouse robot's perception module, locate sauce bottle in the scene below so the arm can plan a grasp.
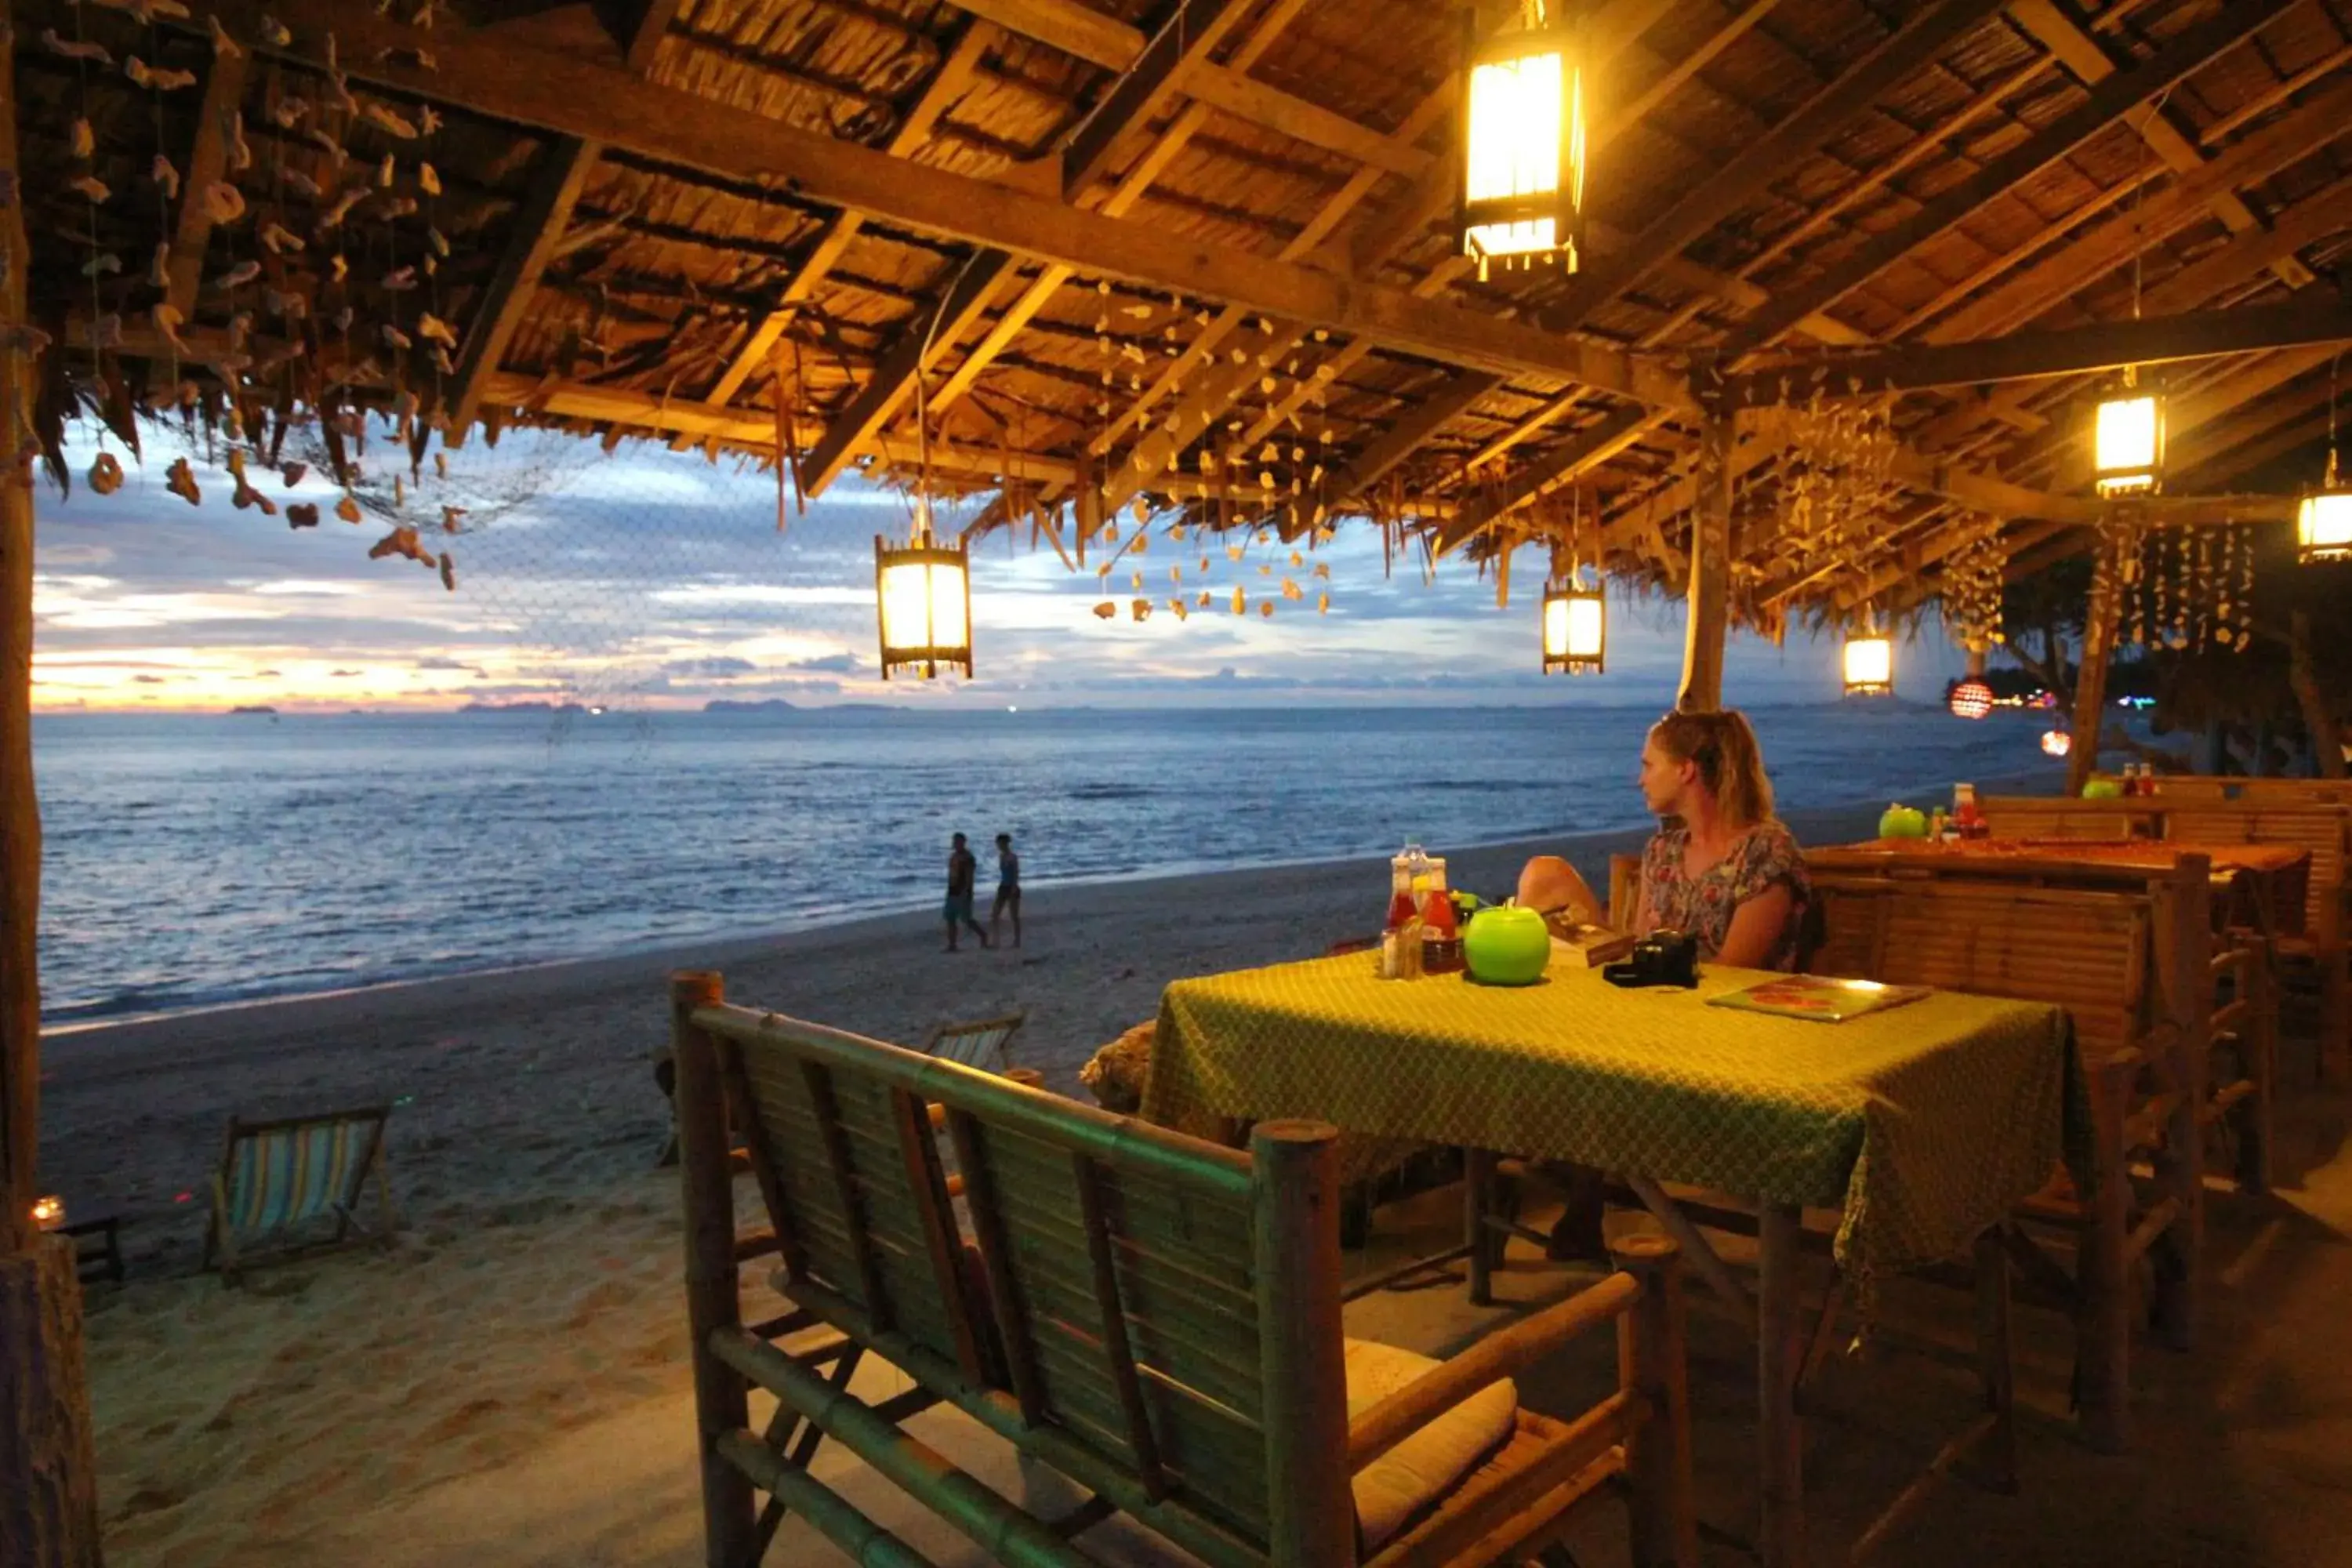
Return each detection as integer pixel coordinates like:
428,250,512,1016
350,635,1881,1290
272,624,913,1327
1419,856,1463,974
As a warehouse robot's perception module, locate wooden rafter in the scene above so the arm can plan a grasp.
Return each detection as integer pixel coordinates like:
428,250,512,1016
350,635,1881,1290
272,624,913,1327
1061,0,1254,200
949,0,1140,70
1718,0,2297,355
162,51,252,318
1436,405,1656,554
2007,0,2314,291
699,23,996,412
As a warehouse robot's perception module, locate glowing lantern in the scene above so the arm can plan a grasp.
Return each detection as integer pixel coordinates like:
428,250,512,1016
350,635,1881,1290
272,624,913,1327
1842,632,1893,697
2091,372,2165,498
2297,449,2352,564
1541,575,1606,674
2041,729,2073,758
1458,2,1586,281
874,499,971,681
1949,679,1994,720
31,1194,64,1231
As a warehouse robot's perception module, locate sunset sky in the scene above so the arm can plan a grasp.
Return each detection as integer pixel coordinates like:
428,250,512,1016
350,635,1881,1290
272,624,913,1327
31,425,1974,713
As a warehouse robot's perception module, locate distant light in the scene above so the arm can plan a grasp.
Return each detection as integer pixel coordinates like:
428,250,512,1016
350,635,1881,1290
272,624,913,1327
2042,729,2073,757
1006,705,1019,713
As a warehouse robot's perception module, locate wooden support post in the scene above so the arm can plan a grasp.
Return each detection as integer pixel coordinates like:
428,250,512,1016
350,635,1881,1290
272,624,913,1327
1250,1120,1352,1568
1464,1146,1499,1305
1755,1202,1806,1568
2151,863,2211,1352
2077,1054,2134,1454
1613,1234,1699,1568
2065,544,2122,796
1678,413,1734,713
674,971,757,1567
2237,936,2276,1194
1973,1228,2018,1492
2,18,103,1562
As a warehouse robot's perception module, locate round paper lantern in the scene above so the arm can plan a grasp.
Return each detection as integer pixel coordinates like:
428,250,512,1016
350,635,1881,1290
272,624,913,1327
2040,729,2072,758
1948,679,1994,720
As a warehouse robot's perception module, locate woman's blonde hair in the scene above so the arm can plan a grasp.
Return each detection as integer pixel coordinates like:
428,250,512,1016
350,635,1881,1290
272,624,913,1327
1649,709,1775,829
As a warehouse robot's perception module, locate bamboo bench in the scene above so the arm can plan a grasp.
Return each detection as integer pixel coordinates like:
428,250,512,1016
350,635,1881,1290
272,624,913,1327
671,971,1700,1568
1806,871,2213,1454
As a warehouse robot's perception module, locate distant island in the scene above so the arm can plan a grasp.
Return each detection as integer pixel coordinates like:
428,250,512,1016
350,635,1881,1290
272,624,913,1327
228,705,278,715
459,701,591,714
702,699,796,713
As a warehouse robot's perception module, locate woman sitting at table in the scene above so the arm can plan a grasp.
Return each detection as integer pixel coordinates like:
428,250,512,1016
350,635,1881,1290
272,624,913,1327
1519,709,1811,970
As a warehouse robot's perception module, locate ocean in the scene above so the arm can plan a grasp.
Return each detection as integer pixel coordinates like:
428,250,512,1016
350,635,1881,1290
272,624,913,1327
33,703,2064,1024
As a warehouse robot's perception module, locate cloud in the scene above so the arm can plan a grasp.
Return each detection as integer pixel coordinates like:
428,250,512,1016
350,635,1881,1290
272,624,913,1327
416,655,487,674
789,652,858,673
132,674,165,684
663,655,757,677
328,668,363,677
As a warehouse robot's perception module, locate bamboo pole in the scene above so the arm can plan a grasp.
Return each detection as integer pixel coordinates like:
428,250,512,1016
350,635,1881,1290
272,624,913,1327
1250,1120,1352,1568
674,971,757,1568
1613,1235,1699,1568
2065,546,2122,796
0,15,103,1563
1678,413,1735,713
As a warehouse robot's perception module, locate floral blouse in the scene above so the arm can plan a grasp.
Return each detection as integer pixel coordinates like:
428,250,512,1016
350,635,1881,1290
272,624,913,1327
1638,819,1813,971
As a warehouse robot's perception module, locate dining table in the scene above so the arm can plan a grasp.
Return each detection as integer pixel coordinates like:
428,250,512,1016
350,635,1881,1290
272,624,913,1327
1141,951,2089,1568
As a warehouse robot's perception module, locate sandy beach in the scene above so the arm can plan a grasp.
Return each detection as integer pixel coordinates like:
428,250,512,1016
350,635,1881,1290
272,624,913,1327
92,768,2352,1568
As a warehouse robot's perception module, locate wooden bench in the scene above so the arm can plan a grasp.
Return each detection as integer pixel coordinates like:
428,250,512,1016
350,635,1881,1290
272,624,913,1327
671,972,1699,1568
1807,870,2211,1453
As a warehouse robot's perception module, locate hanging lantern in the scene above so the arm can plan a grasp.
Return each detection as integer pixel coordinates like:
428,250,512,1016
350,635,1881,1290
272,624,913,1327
1458,2,1587,281
2091,370,2165,498
2297,450,2352,564
31,1194,64,1232
1949,679,1994,720
1541,573,1605,674
2041,728,2073,758
875,499,972,681
1842,630,1893,697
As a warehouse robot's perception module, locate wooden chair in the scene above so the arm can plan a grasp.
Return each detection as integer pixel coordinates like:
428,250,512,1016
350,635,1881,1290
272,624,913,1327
918,1009,1027,1072
2163,802,2350,1085
1809,872,2212,1453
672,972,1700,1568
203,1105,399,1287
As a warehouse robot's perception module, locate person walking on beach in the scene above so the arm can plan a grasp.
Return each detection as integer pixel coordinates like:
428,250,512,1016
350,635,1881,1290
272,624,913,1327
991,832,1022,949
944,833,991,952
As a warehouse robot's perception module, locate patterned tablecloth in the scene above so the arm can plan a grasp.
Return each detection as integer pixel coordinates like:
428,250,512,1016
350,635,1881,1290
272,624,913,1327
1145,953,2087,1294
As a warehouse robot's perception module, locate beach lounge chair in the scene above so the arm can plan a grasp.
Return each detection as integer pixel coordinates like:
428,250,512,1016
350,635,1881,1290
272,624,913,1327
916,1009,1026,1072
671,971,1699,1568
204,1105,400,1286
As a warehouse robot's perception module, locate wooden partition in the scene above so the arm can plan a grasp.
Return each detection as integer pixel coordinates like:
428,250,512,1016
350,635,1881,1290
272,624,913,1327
671,973,1698,1568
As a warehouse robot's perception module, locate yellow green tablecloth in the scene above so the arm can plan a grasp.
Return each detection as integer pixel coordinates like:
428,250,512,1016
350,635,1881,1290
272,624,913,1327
1145,953,2087,1291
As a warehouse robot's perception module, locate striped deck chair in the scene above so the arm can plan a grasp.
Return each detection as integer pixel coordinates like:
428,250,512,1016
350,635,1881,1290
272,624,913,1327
916,1010,1025,1072
204,1105,399,1286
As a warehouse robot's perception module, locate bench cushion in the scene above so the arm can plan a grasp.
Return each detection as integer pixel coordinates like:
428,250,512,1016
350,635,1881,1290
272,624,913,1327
1343,1337,1518,1550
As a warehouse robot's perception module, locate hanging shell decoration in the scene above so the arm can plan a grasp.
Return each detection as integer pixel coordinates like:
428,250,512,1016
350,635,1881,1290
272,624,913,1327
165,458,201,506
88,452,124,495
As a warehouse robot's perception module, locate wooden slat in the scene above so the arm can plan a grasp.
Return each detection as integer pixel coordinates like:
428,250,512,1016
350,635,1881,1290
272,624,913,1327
944,1109,1048,1425
1062,0,1253,200
951,0,1143,71
1072,1152,1171,1500
800,1062,894,1330
1183,63,1431,176
446,139,601,435
891,1088,985,1384
1718,0,2296,354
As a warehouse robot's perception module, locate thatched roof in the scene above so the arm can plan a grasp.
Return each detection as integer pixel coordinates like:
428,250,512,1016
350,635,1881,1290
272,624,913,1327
12,0,2352,631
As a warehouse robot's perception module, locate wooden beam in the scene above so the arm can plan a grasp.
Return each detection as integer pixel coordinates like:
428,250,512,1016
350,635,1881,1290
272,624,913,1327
2067,550,2122,794
209,2,1695,405
798,254,1018,496
1098,322,1308,517
1543,0,2013,333
2006,0,2313,290
1922,71,2352,343
1436,404,1657,554
1718,0,2295,354
163,51,252,317
702,22,996,408
596,0,682,71
1061,0,1252,200
1679,416,1736,711
1182,63,1432,177
950,0,1142,71
1720,298,2352,404
446,138,602,434
2143,173,2352,318
1329,373,1497,501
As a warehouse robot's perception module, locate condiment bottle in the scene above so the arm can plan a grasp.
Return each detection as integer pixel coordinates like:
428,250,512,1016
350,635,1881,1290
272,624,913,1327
1419,857,1463,974
1954,782,1983,839
1386,851,1418,934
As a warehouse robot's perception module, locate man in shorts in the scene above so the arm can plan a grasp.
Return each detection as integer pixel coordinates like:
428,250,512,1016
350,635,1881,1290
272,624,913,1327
944,833,990,952
991,832,1022,949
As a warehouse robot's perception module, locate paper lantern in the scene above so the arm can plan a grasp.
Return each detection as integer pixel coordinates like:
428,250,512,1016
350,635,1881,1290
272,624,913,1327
1842,633,1893,697
1949,679,1994,720
1541,578,1605,674
1458,2,1586,281
875,508,971,681
2297,451,2352,564
2092,374,2165,498
2041,729,2073,758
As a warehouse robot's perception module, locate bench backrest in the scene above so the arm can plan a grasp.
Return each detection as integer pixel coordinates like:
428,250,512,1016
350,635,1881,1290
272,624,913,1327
1976,796,2143,840
2158,777,2352,807
700,1004,1342,1566
2161,803,2347,939
1808,875,2155,1063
